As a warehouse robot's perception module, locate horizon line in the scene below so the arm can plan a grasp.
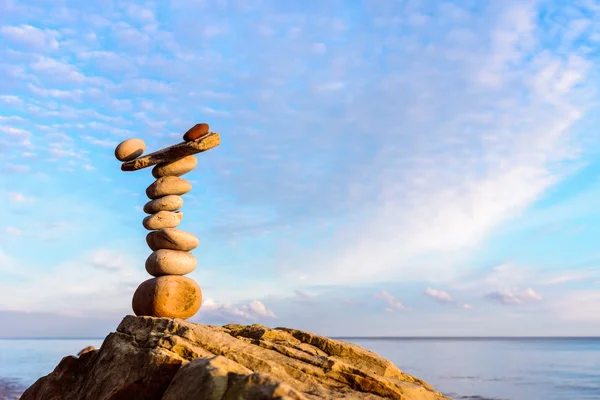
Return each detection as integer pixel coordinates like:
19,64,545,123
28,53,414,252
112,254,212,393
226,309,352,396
1,336,600,340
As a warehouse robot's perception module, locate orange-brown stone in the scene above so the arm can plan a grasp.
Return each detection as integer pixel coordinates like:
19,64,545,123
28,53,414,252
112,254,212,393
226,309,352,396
183,123,210,142
132,276,202,319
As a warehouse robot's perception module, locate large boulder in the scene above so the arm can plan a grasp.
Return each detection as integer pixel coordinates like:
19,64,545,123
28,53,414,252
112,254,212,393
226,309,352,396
21,316,450,400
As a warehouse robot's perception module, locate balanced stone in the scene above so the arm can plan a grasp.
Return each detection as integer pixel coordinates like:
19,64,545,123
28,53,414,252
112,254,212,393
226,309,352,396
132,275,202,319
145,249,197,276
142,211,183,230
143,195,183,214
152,155,198,178
183,123,209,142
115,138,146,162
146,228,199,251
146,176,192,199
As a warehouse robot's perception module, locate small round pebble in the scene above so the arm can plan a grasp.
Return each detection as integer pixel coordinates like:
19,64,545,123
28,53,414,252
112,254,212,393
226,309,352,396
115,138,146,162
132,275,202,319
183,123,210,142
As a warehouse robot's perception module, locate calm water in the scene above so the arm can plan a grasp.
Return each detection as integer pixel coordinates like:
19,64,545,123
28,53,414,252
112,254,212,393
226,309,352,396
1,337,599,399
344,337,600,400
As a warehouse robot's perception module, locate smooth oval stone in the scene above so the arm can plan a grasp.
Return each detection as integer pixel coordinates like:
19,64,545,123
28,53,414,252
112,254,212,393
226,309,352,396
146,228,199,251
115,138,146,161
146,176,192,199
132,275,202,319
143,195,184,214
152,155,198,178
183,123,209,142
142,211,183,230
145,249,197,276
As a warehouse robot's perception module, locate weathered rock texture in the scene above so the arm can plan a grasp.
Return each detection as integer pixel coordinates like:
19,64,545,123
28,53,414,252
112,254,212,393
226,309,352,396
121,132,219,171
21,316,449,400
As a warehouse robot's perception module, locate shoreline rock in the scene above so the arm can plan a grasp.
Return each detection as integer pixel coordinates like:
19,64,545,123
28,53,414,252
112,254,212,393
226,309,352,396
20,316,450,400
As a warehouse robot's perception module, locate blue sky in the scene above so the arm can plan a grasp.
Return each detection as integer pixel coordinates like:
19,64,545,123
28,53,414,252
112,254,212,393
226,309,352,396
1,0,600,337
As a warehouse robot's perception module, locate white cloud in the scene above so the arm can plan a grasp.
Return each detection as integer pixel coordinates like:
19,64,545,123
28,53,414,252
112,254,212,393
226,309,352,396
0,95,23,106
0,126,30,137
28,83,84,101
0,116,25,123
293,290,311,300
424,288,453,303
0,247,146,314
125,4,156,23
373,290,407,311
111,22,150,49
485,287,542,305
0,24,59,51
200,298,276,320
273,1,594,290
3,164,31,173
8,192,35,204
5,226,22,236
30,57,86,83
83,136,118,148
89,249,129,272
541,272,592,285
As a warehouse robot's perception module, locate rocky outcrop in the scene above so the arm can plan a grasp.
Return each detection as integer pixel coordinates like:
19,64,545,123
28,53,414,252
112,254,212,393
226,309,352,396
21,316,450,400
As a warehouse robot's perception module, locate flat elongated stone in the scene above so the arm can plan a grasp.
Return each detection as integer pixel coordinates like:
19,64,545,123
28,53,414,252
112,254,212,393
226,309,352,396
143,195,184,214
142,211,183,230
145,249,197,276
121,132,220,172
152,155,198,178
146,228,199,251
146,176,192,199
132,275,202,319
183,123,210,142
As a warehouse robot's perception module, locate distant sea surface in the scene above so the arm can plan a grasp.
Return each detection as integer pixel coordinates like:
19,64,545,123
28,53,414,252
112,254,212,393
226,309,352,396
1,337,599,400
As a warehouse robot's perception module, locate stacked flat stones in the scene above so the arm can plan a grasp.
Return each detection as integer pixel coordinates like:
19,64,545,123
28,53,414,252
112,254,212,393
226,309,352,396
114,123,216,320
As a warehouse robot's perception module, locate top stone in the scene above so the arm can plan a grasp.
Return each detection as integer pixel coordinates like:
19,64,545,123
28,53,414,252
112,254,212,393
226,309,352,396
183,123,209,142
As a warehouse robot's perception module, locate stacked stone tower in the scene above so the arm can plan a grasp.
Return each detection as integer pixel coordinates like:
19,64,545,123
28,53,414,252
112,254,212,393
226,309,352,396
114,123,220,320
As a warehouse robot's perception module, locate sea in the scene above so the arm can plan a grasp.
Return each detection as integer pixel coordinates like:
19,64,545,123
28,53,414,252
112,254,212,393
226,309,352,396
1,337,599,400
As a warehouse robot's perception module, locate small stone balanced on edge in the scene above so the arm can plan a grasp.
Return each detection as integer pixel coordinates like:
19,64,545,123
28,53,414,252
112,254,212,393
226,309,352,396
114,123,220,320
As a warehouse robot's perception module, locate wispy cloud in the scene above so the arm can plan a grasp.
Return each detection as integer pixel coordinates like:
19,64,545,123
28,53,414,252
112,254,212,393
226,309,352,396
199,298,276,321
0,0,598,336
0,24,59,52
373,290,407,312
8,192,36,204
485,288,542,306
423,288,454,303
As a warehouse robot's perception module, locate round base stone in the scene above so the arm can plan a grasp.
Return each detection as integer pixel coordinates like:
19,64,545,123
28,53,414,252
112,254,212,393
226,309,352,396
132,275,202,319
